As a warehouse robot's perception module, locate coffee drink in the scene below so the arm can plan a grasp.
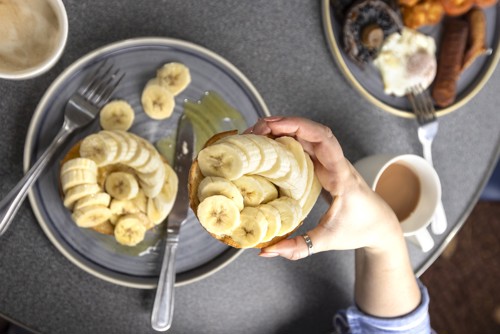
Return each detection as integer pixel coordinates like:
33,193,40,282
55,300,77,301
375,162,421,222
0,0,61,72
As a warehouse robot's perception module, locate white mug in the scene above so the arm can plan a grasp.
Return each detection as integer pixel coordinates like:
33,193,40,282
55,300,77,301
0,0,68,80
354,154,441,252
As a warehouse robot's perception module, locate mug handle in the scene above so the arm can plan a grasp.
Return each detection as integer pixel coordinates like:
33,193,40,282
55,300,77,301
407,228,434,253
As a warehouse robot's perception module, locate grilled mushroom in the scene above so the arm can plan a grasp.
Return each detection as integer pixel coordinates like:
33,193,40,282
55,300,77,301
342,0,403,65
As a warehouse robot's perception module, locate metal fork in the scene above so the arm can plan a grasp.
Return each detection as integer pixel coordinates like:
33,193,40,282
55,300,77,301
0,62,124,236
407,84,447,235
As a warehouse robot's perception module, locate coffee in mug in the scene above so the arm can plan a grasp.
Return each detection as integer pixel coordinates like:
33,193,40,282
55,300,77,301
354,154,441,252
0,0,68,79
375,162,421,222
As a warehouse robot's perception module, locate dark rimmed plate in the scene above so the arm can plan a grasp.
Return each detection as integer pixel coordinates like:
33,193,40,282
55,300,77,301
321,0,500,118
24,37,270,289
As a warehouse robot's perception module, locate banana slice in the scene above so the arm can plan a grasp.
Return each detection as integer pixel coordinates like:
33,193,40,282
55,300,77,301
197,195,241,235
71,204,112,228
131,189,148,213
134,143,163,174
141,79,175,120
230,207,268,248
156,62,191,96
114,214,147,246
197,176,244,211
147,197,168,225
99,130,130,163
73,192,111,211
300,168,322,221
99,100,135,131
245,134,278,174
275,136,309,200
79,133,119,166
268,197,302,236
232,175,266,207
138,163,166,198
110,198,141,216
217,134,262,174
104,172,139,200
197,142,249,180
267,149,301,194
258,204,282,243
258,140,291,179
295,153,316,208
124,134,151,168
60,169,98,193
63,183,101,208
258,175,279,203
60,158,98,176
152,163,179,221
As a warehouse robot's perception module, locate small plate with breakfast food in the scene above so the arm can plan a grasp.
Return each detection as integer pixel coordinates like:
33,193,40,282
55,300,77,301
24,37,269,288
321,0,500,117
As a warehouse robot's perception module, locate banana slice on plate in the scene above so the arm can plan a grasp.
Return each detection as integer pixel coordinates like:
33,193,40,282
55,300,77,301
60,157,97,176
197,176,244,211
104,171,139,200
230,207,268,248
99,100,135,131
150,163,179,224
60,169,98,193
141,79,175,120
79,133,119,166
114,214,147,246
197,142,249,180
197,195,241,235
73,192,111,211
156,62,191,96
109,198,142,224
71,204,112,228
63,183,102,209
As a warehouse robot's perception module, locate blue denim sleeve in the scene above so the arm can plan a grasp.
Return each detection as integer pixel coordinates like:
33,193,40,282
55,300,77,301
332,279,432,334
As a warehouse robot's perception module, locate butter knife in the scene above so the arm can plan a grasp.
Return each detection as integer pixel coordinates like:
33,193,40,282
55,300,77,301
151,114,194,331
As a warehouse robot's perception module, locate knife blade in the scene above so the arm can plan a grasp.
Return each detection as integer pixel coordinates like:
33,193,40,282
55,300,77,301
151,114,194,332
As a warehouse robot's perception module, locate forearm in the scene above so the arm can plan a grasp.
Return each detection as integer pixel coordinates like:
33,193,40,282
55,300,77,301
354,226,421,318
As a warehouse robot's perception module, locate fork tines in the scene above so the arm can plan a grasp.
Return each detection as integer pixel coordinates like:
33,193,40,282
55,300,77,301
80,61,125,107
407,84,436,125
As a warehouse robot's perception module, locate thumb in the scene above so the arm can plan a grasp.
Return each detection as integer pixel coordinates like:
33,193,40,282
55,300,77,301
259,235,309,260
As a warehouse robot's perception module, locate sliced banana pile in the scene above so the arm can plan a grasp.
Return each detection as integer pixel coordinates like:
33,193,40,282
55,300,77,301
190,132,322,248
60,130,178,247
141,62,191,120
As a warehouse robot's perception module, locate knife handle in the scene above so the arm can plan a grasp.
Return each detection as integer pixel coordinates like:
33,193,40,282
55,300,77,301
151,236,178,331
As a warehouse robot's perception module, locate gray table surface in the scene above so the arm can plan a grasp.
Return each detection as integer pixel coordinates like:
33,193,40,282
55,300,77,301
1,1,499,333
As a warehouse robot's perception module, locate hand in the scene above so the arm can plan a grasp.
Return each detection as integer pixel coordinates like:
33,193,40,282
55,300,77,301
248,116,402,260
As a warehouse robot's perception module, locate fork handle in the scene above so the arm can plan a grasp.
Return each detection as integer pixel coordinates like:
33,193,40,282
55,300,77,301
0,121,74,236
420,142,448,235
421,141,434,166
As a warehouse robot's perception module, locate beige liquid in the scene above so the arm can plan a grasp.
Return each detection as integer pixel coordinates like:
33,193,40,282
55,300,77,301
0,0,60,72
375,162,421,222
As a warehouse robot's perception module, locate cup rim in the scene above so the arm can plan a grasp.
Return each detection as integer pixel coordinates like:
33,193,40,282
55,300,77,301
0,0,69,80
372,154,442,235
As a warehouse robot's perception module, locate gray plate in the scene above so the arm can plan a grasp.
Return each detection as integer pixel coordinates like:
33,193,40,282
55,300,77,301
322,1,500,118
24,37,270,289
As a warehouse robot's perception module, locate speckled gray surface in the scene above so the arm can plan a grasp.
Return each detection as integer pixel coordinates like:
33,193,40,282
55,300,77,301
0,1,499,333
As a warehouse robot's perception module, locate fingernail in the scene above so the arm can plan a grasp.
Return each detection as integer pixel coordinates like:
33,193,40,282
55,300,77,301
263,116,283,122
259,252,279,258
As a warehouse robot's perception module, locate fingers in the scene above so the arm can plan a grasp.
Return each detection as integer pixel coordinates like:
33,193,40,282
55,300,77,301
252,117,345,171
